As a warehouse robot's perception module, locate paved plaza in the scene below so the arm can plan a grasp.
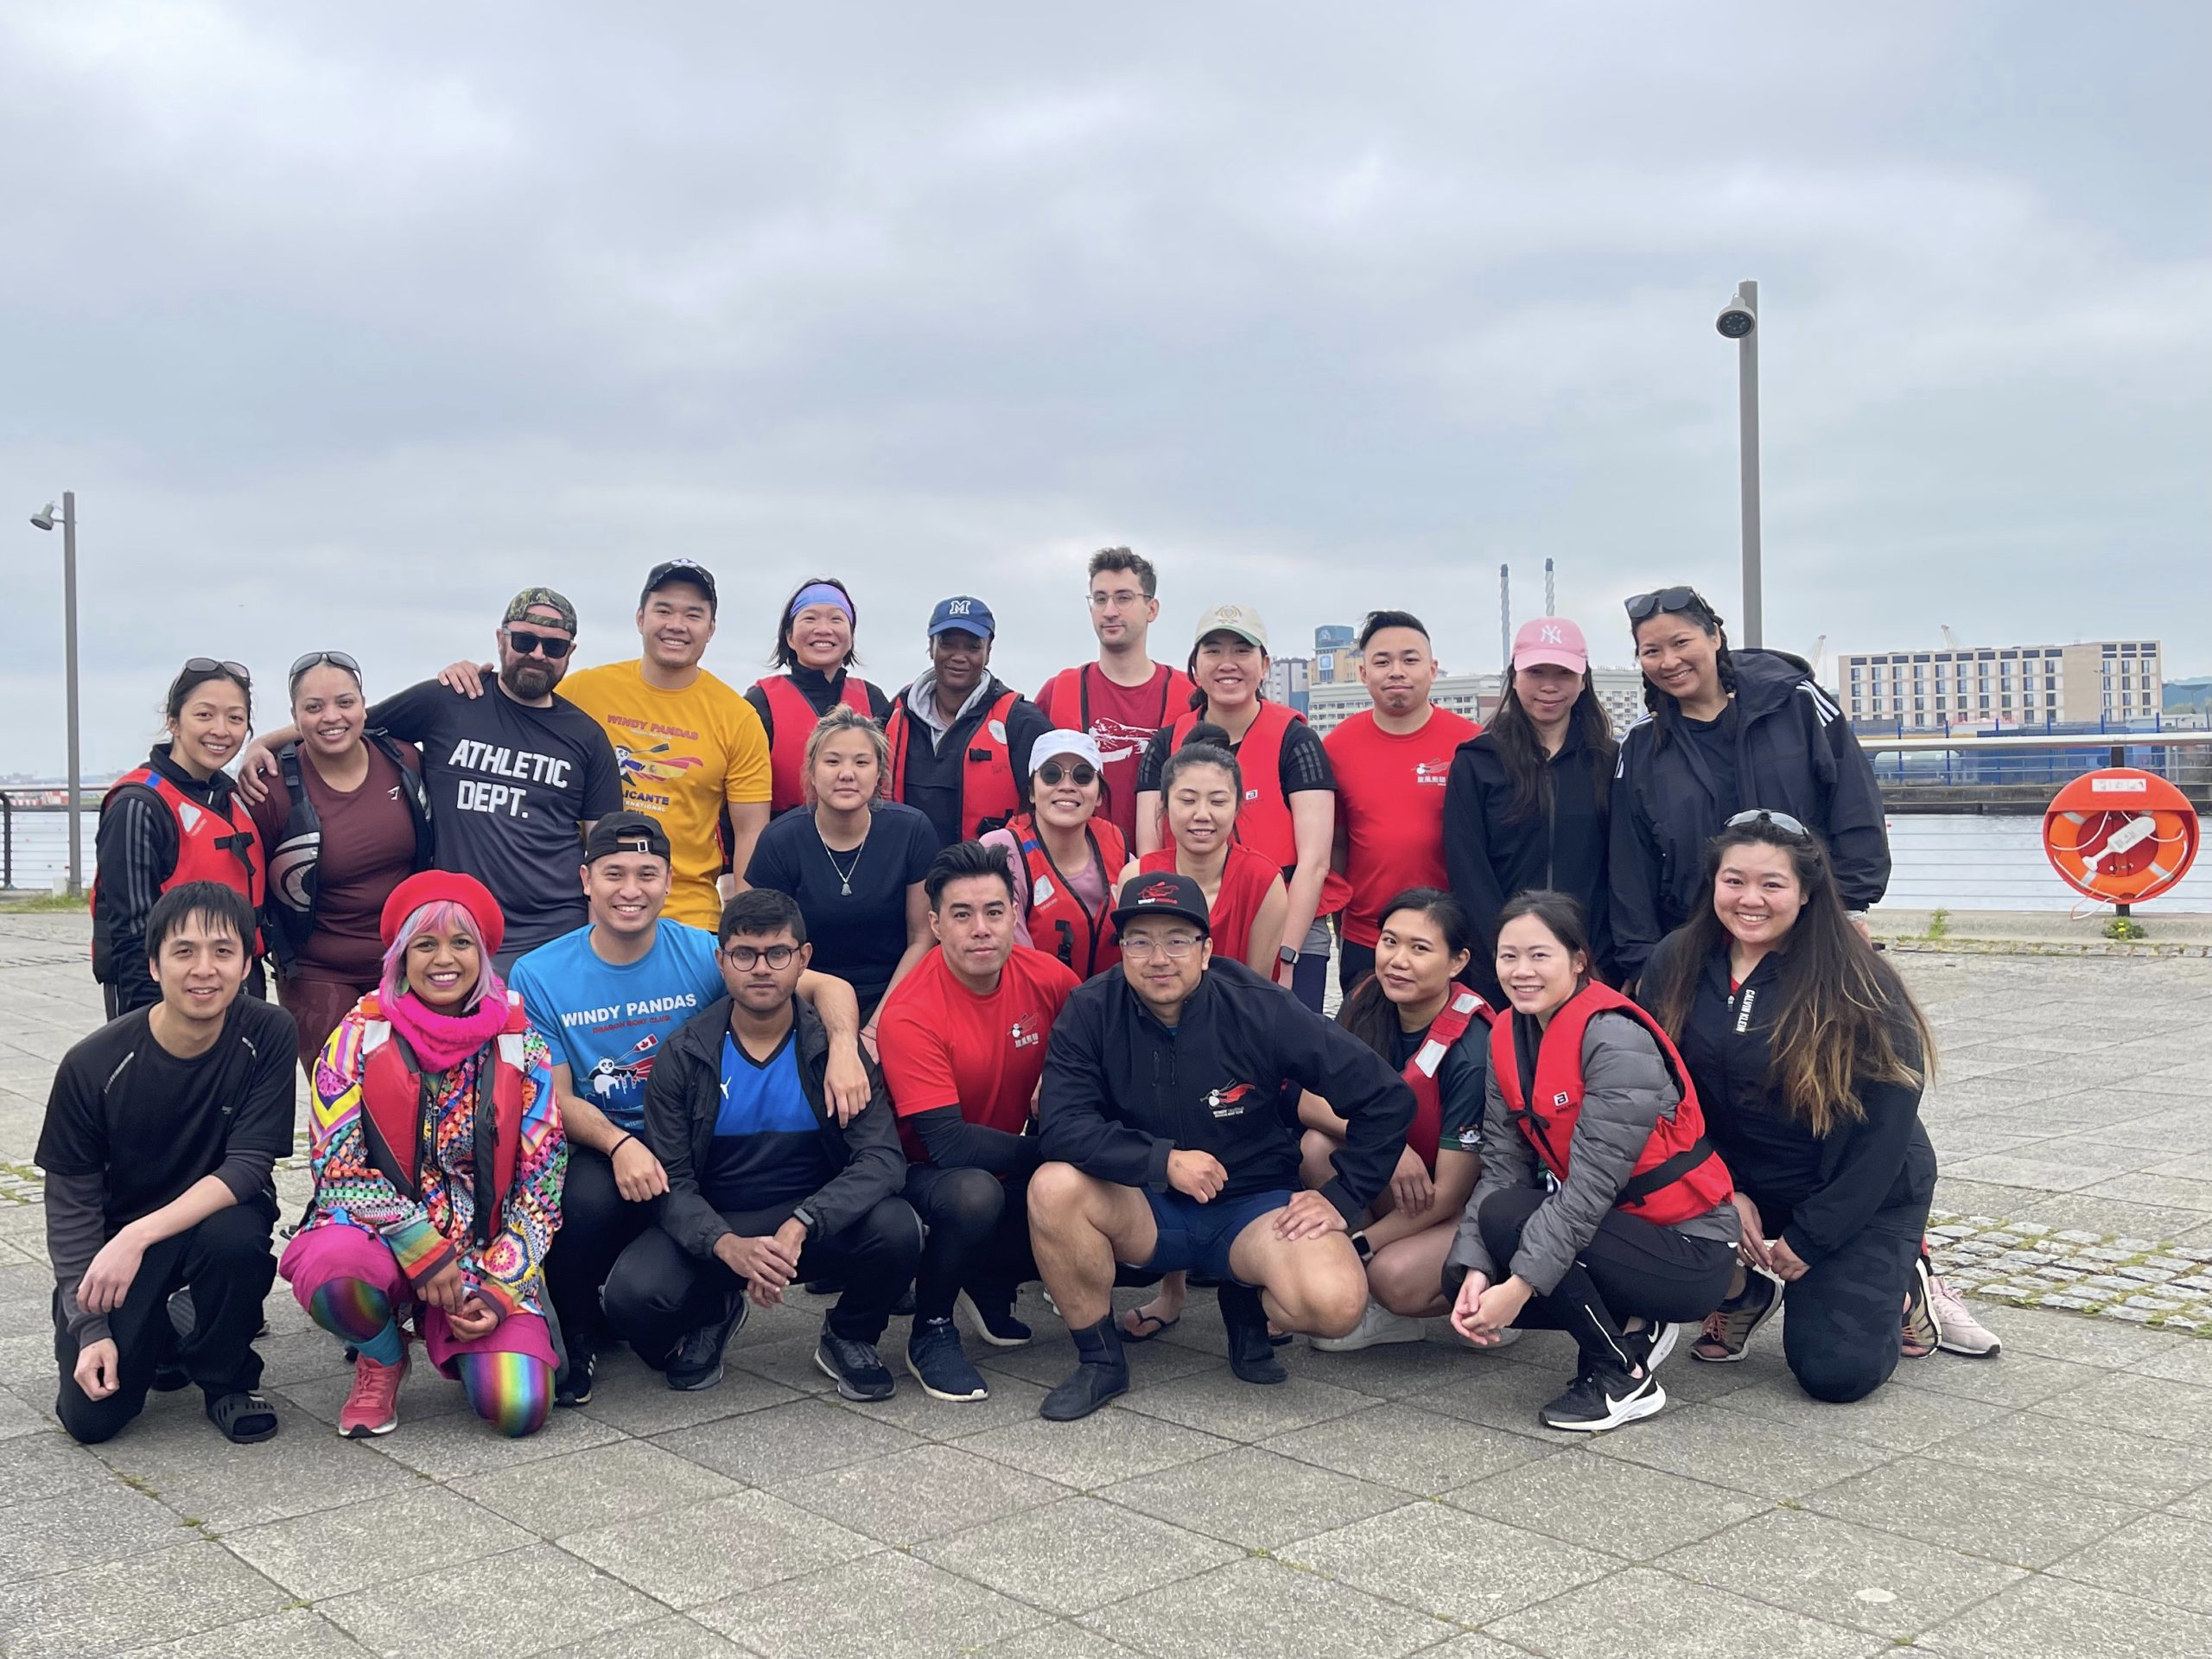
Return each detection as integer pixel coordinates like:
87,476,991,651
0,909,2209,1657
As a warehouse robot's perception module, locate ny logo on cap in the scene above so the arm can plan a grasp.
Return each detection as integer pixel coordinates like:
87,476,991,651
1541,625,1563,644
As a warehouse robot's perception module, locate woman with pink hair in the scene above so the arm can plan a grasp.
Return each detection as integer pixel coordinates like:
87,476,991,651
278,871,565,1439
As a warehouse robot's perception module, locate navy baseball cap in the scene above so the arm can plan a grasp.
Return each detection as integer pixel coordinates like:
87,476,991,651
641,559,718,613
927,596,995,640
1110,871,1211,937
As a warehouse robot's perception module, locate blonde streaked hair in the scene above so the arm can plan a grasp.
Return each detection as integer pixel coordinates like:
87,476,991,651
803,706,890,804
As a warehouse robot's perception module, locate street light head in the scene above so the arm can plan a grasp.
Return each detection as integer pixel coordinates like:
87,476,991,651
1715,296,1757,340
29,503,56,532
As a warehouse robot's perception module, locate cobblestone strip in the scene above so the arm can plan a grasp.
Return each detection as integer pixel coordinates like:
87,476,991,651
1883,938,2212,958
1929,1211,2212,1334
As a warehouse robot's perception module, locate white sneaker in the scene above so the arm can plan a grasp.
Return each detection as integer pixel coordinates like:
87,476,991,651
1929,1275,2002,1357
1452,1323,1524,1351
1309,1299,1427,1352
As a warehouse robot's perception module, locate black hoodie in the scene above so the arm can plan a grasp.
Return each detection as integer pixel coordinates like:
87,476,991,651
1609,649,1889,984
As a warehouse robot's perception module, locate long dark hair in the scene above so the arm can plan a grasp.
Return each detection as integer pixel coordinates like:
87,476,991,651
1487,663,1617,820
1492,889,1594,992
1633,590,1738,751
1338,887,1472,1057
772,576,861,671
1645,819,1934,1137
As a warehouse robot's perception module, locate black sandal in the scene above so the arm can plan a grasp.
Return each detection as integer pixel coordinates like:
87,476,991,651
207,1389,281,1444
1119,1307,1181,1343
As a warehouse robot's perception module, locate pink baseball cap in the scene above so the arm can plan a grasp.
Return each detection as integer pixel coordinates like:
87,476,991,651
1511,617,1589,675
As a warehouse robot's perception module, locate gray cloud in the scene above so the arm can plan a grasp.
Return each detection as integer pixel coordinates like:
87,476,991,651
3,1,2206,775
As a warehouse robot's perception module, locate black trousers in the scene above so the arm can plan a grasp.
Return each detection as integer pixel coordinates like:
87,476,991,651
602,1195,923,1361
1336,938,1376,1001
1752,1192,1929,1404
902,1164,1037,1324
1477,1186,1734,1372
543,1146,658,1344
52,1196,276,1445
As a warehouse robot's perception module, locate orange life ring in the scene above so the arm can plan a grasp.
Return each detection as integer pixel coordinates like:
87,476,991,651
2043,768,2201,906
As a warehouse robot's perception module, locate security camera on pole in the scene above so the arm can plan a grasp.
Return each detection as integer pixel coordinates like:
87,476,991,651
1716,282,1761,648
27,492,84,896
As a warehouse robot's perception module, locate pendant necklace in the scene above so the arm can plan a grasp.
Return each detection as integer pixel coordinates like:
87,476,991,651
817,817,869,897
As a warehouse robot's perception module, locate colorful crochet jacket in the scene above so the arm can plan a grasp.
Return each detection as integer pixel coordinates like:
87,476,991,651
303,1006,565,1322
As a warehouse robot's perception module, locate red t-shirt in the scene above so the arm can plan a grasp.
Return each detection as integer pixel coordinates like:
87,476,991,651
1324,706,1482,946
877,944,1081,1163
1037,663,1194,847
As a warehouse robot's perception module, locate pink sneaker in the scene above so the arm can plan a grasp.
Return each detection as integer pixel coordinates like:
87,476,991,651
337,1345,408,1438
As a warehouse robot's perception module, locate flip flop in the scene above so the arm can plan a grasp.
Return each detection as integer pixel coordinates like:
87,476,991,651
1119,1308,1181,1343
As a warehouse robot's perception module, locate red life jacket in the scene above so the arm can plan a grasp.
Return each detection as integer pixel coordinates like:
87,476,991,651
758,673,875,815
91,765,267,982
1008,812,1127,978
1401,987,1495,1171
887,689,1021,839
356,991,531,1247
1488,981,1732,1227
1167,702,1351,917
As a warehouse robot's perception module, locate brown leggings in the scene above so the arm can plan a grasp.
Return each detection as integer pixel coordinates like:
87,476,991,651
277,973,374,1077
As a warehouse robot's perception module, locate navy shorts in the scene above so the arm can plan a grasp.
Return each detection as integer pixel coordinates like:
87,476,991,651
1130,1187,1294,1284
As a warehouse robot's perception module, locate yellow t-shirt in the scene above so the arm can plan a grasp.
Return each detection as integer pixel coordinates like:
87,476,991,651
556,661,770,928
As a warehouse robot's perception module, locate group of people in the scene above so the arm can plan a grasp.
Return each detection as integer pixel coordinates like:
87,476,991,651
42,548,1996,1455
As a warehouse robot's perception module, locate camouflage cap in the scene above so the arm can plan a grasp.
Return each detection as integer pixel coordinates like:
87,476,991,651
503,587,579,633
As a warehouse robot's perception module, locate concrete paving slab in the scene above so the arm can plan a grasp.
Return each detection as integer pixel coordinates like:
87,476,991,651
769,1440,1066,1546
1483,1566,1885,1659
693,1550,1052,1658
1078,1556,1458,1659
1282,1499,1618,1624
220,1482,535,1600
2045,1510,2212,1615
918,1497,1240,1618
1919,1573,2212,1659
1096,1441,1405,1548
454,1437,745,1537
1440,1447,1772,1562
0,1540,289,1658
952,1402,1236,1491
560,1488,880,1607
1799,1455,2147,1568
318,1541,667,1657
1255,1397,1561,1495
650,1394,925,1486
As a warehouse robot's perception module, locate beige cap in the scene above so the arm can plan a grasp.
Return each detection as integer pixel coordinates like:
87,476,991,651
1193,603,1268,652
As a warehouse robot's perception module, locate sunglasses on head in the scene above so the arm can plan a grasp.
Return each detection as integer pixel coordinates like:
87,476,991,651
1726,808,1811,839
288,650,362,689
1624,586,1712,624
181,657,251,684
1037,761,1097,787
505,629,575,660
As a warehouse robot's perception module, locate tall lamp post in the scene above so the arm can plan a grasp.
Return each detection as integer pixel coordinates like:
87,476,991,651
28,493,83,897
1716,282,1761,648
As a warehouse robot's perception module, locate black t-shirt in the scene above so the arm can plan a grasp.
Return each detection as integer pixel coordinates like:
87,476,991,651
35,999,297,1229
1677,703,1741,817
1136,716,1336,797
744,801,938,1016
371,679,624,954
1387,1018,1488,1154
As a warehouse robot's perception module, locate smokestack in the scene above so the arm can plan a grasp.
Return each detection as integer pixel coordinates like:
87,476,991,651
1545,557,1555,616
1499,563,1511,669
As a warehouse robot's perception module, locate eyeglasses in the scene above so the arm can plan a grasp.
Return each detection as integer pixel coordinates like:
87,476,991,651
1726,809,1811,839
181,657,251,684
505,629,575,660
1088,589,1147,608
288,650,362,689
1122,933,1203,960
1624,586,1709,623
721,943,797,969
1037,762,1097,787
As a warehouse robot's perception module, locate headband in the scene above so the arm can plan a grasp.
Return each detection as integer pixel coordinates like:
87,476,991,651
788,582,855,623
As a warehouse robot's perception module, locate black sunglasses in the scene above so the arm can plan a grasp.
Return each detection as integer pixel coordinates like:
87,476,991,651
1624,586,1711,624
1036,761,1097,787
505,629,575,660
288,650,362,689
1726,808,1811,839
181,657,251,684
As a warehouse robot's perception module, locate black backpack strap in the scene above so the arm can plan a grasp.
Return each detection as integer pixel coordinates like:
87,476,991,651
1618,1135,1718,1209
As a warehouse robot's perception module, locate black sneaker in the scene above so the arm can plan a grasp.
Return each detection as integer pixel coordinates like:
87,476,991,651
555,1326,598,1408
816,1325,896,1402
668,1293,748,1392
1219,1282,1287,1386
1540,1359,1667,1433
1620,1319,1686,1379
956,1287,1033,1348
1039,1315,1129,1421
906,1318,988,1402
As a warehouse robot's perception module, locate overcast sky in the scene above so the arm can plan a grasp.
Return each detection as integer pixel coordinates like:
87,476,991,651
3,2,2207,776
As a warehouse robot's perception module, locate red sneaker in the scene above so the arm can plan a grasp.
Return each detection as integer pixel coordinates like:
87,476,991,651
337,1344,408,1438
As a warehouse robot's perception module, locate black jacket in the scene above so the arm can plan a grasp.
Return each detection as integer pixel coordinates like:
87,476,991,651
889,673,1051,849
1039,956,1414,1224
1643,931,1934,1266
1443,726,1611,1002
1610,650,1889,984
641,995,905,1260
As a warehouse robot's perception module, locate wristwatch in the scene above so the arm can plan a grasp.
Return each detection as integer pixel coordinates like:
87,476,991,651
1350,1230,1373,1263
789,1206,817,1240
1277,945,1300,967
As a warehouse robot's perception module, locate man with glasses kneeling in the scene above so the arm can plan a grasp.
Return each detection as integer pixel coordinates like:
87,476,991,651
1028,873,1416,1420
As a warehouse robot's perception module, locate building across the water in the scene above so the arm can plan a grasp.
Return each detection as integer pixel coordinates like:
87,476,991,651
1305,666,1646,737
1834,639,2164,730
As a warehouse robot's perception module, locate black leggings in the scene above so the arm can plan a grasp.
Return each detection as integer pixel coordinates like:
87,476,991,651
1753,1192,1929,1405
902,1165,1037,1324
601,1196,922,1361
1477,1186,1734,1372
1337,938,1376,1001
543,1146,659,1346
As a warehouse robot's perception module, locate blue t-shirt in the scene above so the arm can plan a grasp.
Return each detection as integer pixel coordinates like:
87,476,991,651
508,919,722,1134
701,1027,830,1213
